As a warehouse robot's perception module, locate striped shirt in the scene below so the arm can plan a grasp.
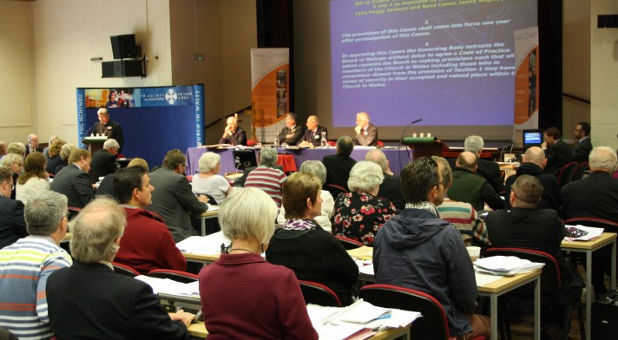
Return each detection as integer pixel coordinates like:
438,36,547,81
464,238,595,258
244,167,287,207
0,235,72,339
437,198,490,246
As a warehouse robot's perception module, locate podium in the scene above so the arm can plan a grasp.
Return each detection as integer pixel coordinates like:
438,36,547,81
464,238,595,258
83,136,107,155
402,136,443,158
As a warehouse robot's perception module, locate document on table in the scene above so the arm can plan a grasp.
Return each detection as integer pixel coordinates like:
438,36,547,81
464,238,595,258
135,275,200,297
475,272,503,286
355,259,374,277
474,256,544,276
176,231,230,254
563,225,604,241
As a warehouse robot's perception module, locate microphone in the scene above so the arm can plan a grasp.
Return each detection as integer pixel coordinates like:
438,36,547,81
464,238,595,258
398,118,423,145
84,126,93,137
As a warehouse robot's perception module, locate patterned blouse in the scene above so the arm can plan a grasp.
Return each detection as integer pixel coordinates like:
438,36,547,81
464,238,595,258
331,192,396,246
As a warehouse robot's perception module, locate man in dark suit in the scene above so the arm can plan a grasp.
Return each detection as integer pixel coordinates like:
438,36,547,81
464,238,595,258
543,126,572,176
365,149,405,210
46,198,194,339
92,108,124,151
218,115,247,145
0,168,27,248
353,111,378,146
464,135,505,195
572,121,592,162
25,133,44,156
89,138,119,183
277,112,305,145
299,115,328,147
322,136,356,192
50,149,94,208
148,149,208,242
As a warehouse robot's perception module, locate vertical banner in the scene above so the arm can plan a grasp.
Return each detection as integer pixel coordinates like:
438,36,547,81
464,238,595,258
513,27,539,143
250,48,290,143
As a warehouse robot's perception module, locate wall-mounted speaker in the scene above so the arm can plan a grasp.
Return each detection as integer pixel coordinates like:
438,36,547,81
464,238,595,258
598,15,618,28
102,60,143,78
110,34,137,59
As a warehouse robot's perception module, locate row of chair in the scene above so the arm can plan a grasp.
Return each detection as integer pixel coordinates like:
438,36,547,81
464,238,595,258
557,160,588,186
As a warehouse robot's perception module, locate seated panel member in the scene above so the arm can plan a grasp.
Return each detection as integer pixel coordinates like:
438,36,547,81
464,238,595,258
277,112,306,145
267,171,359,306
113,167,187,274
199,188,318,339
353,111,378,146
50,149,94,209
92,108,124,151
218,115,247,146
299,115,328,147
46,198,194,340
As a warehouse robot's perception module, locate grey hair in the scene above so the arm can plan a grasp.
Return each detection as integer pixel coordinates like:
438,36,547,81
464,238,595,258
365,149,388,172
464,135,484,154
60,143,77,161
103,138,119,149
25,191,68,235
300,160,327,185
348,161,384,192
6,142,26,156
259,147,278,168
218,187,278,245
70,197,126,263
198,152,221,173
523,146,545,165
1,153,23,169
589,146,618,171
97,108,109,115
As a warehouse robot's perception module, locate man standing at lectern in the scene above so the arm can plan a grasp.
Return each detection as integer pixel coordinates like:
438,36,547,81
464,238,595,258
92,108,124,151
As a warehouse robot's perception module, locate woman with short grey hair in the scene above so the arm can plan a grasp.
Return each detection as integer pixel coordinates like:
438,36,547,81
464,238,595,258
332,161,396,246
192,152,231,204
259,147,279,168
1,153,24,199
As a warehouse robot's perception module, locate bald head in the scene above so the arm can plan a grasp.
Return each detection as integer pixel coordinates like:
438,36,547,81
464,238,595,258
365,149,388,173
523,146,546,168
456,151,478,171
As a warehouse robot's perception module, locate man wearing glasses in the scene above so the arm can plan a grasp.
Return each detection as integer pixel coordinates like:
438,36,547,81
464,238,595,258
572,121,592,162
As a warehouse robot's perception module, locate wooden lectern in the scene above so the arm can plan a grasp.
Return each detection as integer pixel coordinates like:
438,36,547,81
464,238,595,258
82,136,107,155
402,137,443,158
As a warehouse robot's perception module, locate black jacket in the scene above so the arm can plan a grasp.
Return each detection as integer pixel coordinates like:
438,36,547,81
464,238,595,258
505,162,562,210
0,195,27,249
477,159,506,194
92,120,124,150
218,127,247,146
544,139,572,176
301,126,328,146
50,164,94,208
90,149,118,183
561,171,618,221
322,154,357,192
277,125,305,145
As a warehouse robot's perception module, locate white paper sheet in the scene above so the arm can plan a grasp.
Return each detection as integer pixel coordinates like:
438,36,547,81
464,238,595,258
175,231,230,254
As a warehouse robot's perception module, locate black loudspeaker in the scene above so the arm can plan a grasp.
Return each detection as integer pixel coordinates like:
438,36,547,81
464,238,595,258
598,15,618,28
110,34,137,59
102,60,143,78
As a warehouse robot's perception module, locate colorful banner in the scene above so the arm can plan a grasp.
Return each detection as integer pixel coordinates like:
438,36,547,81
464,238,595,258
513,27,539,143
250,48,290,142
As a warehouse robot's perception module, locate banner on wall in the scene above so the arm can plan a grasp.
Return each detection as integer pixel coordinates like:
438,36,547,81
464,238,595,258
513,27,539,144
76,85,204,167
250,48,290,143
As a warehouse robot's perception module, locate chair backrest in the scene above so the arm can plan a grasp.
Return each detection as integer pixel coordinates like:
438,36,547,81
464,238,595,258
557,161,578,186
564,217,618,233
67,206,81,220
147,269,198,283
360,284,449,340
335,235,364,249
298,280,342,307
112,262,140,277
572,161,588,181
324,183,348,200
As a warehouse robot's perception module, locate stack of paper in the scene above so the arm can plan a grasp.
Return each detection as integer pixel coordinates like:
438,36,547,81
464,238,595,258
564,225,604,241
474,256,544,276
176,231,230,254
135,275,200,297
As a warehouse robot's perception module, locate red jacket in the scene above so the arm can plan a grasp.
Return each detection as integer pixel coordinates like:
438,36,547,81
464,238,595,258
115,207,186,274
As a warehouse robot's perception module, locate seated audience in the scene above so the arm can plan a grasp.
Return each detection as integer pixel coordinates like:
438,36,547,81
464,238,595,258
299,115,328,147
45,138,67,174
244,147,287,208
353,111,378,146
0,168,27,249
113,167,187,274
192,152,231,204
42,135,59,157
97,157,149,199
89,138,119,183
218,114,247,146
50,149,94,208
16,152,50,205
322,135,356,192
505,146,561,210
277,160,334,231
332,161,396,246
46,198,193,339
365,149,406,210
464,135,505,194
0,191,72,339
448,151,504,211
0,141,6,158
0,153,23,199
5,142,26,158
199,188,318,339
543,126,572,176
149,149,208,242
373,157,490,339
26,133,43,156
432,156,490,248
572,121,592,162
267,171,358,305
57,142,76,173
277,112,306,145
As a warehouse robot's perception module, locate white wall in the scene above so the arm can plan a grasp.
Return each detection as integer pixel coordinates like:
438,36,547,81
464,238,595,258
0,1,35,144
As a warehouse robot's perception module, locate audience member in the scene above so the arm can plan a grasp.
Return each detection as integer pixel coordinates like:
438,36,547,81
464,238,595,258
373,157,490,339
543,126,572,176
572,121,592,162
6,142,26,157
219,114,247,146
299,115,328,147
365,149,406,210
45,138,67,174
277,112,306,145
505,146,561,210
0,168,27,248
322,135,356,191
96,157,149,199
92,108,124,150
25,133,43,156
267,172,358,305
0,191,71,339
448,151,504,211
42,135,59,157
464,135,505,194
332,161,396,246
353,111,378,146
192,152,231,204
0,141,6,157
113,167,186,274
432,156,490,248
277,160,334,231
244,147,287,208
149,149,208,242
89,138,119,183
50,149,94,208
46,198,193,339
199,187,318,339
16,152,50,205
0,153,23,199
